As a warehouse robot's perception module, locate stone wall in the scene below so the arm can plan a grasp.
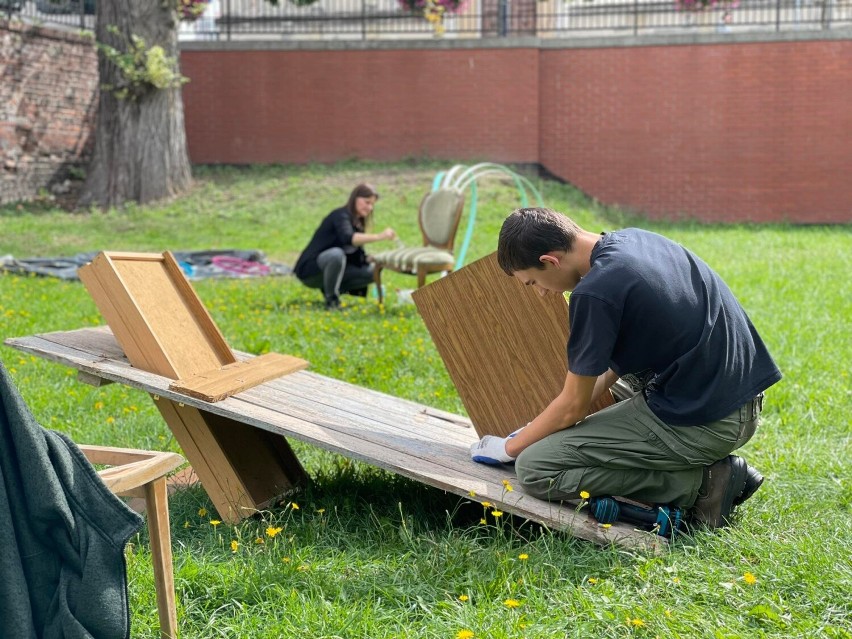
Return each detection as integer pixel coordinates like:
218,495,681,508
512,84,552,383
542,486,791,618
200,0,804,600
0,20,98,205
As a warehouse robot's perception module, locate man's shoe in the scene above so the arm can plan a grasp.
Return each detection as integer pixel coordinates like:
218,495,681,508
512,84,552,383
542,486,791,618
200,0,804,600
733,463,764,506
691,455,748,528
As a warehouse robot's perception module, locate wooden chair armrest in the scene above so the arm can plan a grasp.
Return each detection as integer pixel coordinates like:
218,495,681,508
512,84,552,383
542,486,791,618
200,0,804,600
79,445,185,494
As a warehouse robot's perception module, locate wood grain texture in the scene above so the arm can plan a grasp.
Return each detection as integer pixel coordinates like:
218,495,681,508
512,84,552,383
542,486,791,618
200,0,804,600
413,252,614,438
4,328,662,551
76,252,307,522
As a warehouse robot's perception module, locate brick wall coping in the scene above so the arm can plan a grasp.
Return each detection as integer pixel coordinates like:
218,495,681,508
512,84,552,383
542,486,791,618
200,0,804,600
0,18,94,46
179,28,852,52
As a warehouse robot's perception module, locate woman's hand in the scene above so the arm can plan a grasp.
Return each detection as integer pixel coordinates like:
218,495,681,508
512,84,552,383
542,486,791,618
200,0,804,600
352,228,397,246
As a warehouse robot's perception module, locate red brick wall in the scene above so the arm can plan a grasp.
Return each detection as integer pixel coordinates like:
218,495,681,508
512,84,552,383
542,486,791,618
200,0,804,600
0,21,98,204
182,39,851,223
539,40,852,223
180,48,540,166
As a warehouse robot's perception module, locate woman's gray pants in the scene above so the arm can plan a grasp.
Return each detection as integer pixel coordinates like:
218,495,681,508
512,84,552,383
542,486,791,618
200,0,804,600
300,247,374,302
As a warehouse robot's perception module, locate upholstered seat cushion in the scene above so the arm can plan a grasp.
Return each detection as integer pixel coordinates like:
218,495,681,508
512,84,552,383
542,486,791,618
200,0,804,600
372,246,455,272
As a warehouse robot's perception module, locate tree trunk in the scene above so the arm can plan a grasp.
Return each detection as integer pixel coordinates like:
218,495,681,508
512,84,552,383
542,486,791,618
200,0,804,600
79,0,192,209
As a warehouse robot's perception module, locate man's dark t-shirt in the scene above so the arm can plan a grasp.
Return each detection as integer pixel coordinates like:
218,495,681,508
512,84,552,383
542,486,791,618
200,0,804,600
567,228,781,425
294,207,368,280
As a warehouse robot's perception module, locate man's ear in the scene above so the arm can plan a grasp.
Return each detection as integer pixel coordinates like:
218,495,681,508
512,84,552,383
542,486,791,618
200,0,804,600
539,253,561,268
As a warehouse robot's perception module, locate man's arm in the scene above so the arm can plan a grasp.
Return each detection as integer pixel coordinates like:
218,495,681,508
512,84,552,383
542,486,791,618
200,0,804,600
590,368,619,405
505,370,598,458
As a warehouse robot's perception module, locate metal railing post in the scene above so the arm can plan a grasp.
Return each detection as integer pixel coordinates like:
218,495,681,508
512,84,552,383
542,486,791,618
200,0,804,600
775,0,781,31
498,0,508,36
634,0,638,35
226,0,232,40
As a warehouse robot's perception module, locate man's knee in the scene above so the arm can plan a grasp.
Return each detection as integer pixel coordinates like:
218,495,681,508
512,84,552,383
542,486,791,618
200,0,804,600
515,448,568,501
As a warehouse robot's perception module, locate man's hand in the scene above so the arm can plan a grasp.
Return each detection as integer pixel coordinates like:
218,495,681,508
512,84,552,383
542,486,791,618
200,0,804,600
470,435,516,465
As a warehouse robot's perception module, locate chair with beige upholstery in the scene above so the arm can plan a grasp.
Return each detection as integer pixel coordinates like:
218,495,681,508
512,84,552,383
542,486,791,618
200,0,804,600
80,444,185,639
371,187,465,304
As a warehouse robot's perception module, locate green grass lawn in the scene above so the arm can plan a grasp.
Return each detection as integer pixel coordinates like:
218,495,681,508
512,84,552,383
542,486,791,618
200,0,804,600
1,162,850,638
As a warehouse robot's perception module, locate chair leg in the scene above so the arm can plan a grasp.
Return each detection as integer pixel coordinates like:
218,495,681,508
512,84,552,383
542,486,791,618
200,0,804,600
144,477,178,639
373,265,385,304
417,267,427,289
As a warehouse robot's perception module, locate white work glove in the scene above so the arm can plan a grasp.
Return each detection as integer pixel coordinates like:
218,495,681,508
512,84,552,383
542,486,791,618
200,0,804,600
469,427,525,466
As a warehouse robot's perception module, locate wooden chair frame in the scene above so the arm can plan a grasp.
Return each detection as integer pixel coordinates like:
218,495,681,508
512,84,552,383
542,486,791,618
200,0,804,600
373,189,465,304
80,445,185,639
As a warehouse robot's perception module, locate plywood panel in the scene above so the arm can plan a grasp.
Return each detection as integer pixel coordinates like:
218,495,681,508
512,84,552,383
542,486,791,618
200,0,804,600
413,252,612,438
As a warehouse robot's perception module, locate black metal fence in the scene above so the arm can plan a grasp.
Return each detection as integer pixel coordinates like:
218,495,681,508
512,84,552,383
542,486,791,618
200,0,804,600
2,0,95,31
3,0,850,40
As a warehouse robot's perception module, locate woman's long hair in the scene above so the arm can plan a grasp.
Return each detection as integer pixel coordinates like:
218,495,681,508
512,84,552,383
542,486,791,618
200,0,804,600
345,183,380,232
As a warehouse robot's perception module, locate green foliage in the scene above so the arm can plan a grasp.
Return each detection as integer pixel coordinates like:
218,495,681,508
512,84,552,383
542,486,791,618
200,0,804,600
96,25,186,101
1,161,851,638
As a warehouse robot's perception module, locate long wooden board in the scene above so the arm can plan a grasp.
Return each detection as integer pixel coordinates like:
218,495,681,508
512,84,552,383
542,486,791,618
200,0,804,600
5,327,664,551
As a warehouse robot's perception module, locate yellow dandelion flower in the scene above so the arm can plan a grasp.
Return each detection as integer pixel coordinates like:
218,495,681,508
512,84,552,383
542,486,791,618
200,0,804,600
588,577,598,584
479,518,487,525
481,501,492,508
743,572,757,585
198,507,207,517
602,523,612,529
282,557,291,563
210,519,221,527
458,594,469,602
316,508,325,514
106,416,115,424
456,630,474,639
665,609,673,618
468,490,476,497
183,521,190,529
94,401,104,410
627,617,645,627
266,526,283,538
290,502,300,510
491,510,503,518
230,540,239,553
503,598,521,608
502,479,514,492
297,564,309,572
672,576,681,584
518,553,529,560
579,490,590,499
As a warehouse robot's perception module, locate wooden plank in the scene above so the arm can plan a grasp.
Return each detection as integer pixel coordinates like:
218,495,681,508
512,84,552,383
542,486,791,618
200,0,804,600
169,352,309,402
4,330,663,550
413,252,613,438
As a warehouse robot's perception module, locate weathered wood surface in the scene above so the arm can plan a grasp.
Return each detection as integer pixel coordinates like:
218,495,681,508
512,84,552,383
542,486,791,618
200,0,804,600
5,327,664,551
